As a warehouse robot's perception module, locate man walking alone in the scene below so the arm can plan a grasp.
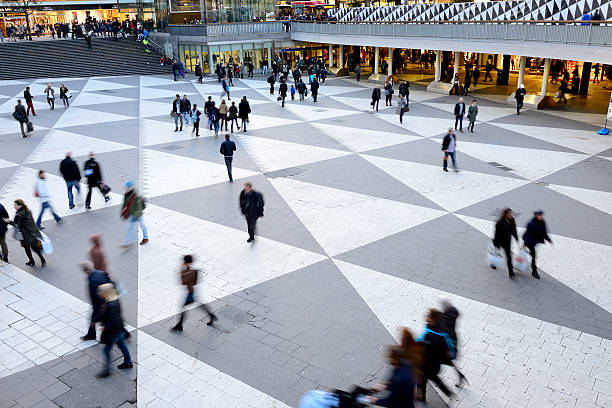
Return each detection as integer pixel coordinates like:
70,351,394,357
83,152,110,209
220,134,236,182
59,151,81,209
35,170,62,229
239,182,264,243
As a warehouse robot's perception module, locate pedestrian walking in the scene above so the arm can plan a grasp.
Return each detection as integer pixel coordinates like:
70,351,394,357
438,298,468,387
209,101,220,137
397,94,407,124
59,152,81,209
472,65,480,87
220,134,236,182
355,64,362,82
515,84,526,115
96,283,133,378
172,94,183,131
84,152,110,209
279,79,288,107
85,32,92,50
0,203,9,263
467,100,478,133
297,79,306,101
89,233,108,272
399,328,425,401
384,81,394,106
442,128,458,172
59,83,70,107
204,96,214,130
180,95,191,126
238,97,250,132
290,84,296,100
195,62,203,83
13,100,30,138
120,180,149,247
3,199,46,267
170,255,218,332
484,61,493,82
172,59,180,81
23,87,36,116
191,104,201,137
417,308,454,402
453,97,466,132
228,101,239,132
522,210,552,280
35,170,62,229
310,78,319,102
367,346,415,407
44,83,55,110
239,182,264,243
80,261,110,341
267,73,275,94
462,72,471,96
219,99,228,131
493,208,518,278
221,77,231,100
371,86,381,111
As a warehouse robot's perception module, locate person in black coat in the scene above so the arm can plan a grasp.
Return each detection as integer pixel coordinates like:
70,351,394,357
439,298,467,387
238,97,251,132
239,182,264,243
418,309,453,402
453,97,466,132
80,261,110,340
13,100,29,138
296,80,307,101
97,283,132,377
310,79,319,102
0,203,8,262
370,346,415,408
522,210,552,279
220,134,236,182
4,199,45,267
371,86,381,111
23,87,36,116
83,152,110,210
279,79,288,107
59,152,81,209
493,208,519,278
515,85,526,115
267,74,275,94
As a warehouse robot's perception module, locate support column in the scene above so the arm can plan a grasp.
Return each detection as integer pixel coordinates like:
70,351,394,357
374,47,379,74
329,44,333,67
435,50,441,82
541,58,550,96
239,48,243,64
208,49,214,74
388,47,393,76
517,55,526,87
267,47,272,69
453,51,460,79
339,44,343,68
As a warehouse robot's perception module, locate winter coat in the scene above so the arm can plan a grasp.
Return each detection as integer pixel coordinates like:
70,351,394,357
12,207,42,246
228,105,238,119
121,189,145,219
13,104,27,123
296,81,307,94
279,82,288,97
219,103,228,115
89,233,107,272
375,362,415,408
0,203,8,234
454,102,466,117
59,156,81,181
515,88,527,102
494,217,518,248
441,133,456,151
23,89,33,103
439,305,459,347
467,105,478,122
310,80,319,94
83,158,103,186
238,100,251,119
220,140,236,157
372,88,381,101
100,299,125,336
239,190,264,220
179,98,191,113
523,218,551,247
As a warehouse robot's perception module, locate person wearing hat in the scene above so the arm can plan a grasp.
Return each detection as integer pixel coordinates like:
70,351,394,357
522,210,552,279
120,180,148,247
515,84,527,115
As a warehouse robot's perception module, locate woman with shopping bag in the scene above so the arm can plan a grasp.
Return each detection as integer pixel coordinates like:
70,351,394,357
3,199,46,267
492,208,518,279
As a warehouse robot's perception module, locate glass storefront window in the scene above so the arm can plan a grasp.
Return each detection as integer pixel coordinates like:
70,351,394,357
231,43,242,64
178,44,185,66
201,47,210,73
254,45,263,69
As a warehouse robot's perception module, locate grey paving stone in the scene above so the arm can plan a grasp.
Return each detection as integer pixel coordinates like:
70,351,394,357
40,381,71,400
540,155,612,192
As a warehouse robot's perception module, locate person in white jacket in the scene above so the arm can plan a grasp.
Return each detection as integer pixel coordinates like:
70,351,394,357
35,170,62,229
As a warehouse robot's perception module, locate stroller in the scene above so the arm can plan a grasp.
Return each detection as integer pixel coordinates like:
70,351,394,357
299,386,371,408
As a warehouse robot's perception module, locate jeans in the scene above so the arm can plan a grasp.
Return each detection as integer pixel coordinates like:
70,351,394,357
193,120,199,135
173,70,178,80
37,201,61,227
263,66,268,75
241,118,248,132
207,113,213,130
516,101,523,114
174,113,183,130
61,95,69,107
443,151,457,170
372,99,379,111
224,157,233,181
66,180,81,207
123,215,148,245
356,73,360,82
213,121,219,136
47,98,55,109
455,115,463,130
469,120,475,132
502,244,513,274
182,111,190,125
103,331,131,371
230,118,239,132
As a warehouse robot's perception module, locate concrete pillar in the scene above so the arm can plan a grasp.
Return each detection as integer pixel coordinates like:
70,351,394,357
239,48,243,64
329,44,333,67
208,50,214,74
541,58,550,96
453,51,460,79
374,47,379,74
388,47,393,76
435,50,441,82
267,47,272,69
339,44,343,68
517,55,526,87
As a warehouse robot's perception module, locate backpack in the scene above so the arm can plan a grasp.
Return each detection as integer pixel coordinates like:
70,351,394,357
423,327,456,360
210,109,219,122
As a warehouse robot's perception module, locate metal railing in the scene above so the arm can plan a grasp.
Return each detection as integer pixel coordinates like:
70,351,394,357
291,20,612,46
169,21,287,37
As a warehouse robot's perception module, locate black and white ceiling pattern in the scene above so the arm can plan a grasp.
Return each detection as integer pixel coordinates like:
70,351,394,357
327,0,612,22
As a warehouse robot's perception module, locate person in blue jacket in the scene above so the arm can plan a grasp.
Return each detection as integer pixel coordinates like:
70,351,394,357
523,209,552,279
369,346,415,408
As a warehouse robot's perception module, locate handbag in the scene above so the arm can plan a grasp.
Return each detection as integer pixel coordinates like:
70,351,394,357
27,121,34,132
99,183,111,195
12,226,23,241
170,111,176,118
40,232,53,254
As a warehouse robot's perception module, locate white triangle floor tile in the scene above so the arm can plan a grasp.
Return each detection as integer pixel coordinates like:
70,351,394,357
0,159,18,169
543,110,606,127
312,85,364,96
138,331,292,407
139,76,179,87
547,184,612,217
450,140,587,180
25,129,135,163
329,96,375,111
0,98,53,114
52,107,135,128
0,167,121,223
490,122,612,155
269,178,446,256
193,83,249,96
238,113,302,132
310,122,421,152
140,100,174,118
81,79,136,92
235,134,350,173
140,149,259,197
362,154,529,212
423,102,517,122
0,117,49,135
140,86,198,100
141,118,204,146
284,104,358,122
374,113,451,137
138,204,326,326
71,91,136,106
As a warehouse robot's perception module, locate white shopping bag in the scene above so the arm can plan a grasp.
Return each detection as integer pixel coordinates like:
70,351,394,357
40,232,53,254
515,248,530,273
488,242,504,269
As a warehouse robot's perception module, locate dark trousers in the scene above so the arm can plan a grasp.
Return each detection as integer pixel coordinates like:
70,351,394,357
47,98,55,109
502,244,513,274
443,151,457,170
356,73,360,82
23,242,45,264
468,120,475,132
484,71,492,81
193,120,200,136
527,245,537,273
312,92,317,102
422,370,452,401
224,157,233,181
61,95,69,107
451,84,459,95
0,231,7,260
86,183,108,208
454,115,463,130
270,84,274,94
517,100,523,114
175,292,213,329
372,99,379,111
462,84,470,95
246,216,257,239
385,95,392,106
399,108,404,124
281,95,285,107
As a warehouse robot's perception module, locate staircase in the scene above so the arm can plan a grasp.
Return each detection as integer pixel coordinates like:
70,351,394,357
0,37,171,80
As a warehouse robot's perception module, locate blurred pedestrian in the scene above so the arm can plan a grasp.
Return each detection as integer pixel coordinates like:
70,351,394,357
3,199,45,267
80,261,110,341
35,170,62,229
96,283,132,377
417,309,454,402
238,96,250,132
368,345,415,408
84,152,110,209
13,100,30,138
523,210,553,279
120,180,149,247
239,182,264,243
493,208,518,278
0,203,8,262
439,298,468,387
